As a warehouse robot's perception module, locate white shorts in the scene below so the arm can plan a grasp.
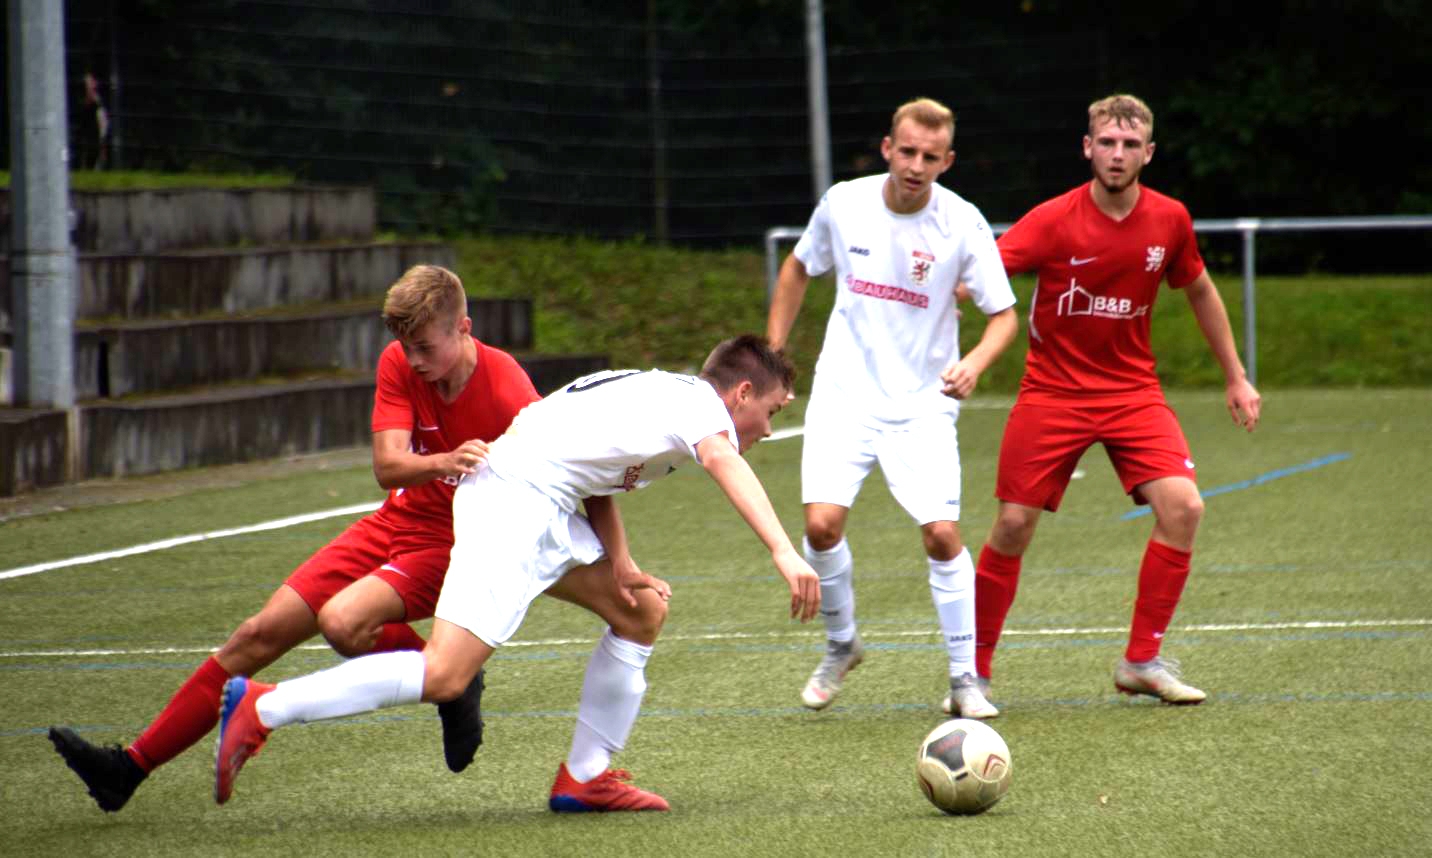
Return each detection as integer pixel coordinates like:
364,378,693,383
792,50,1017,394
800,400,962,525
435,468,606,647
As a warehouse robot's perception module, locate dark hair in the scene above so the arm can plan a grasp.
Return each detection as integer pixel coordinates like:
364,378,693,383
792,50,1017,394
699,335,795,396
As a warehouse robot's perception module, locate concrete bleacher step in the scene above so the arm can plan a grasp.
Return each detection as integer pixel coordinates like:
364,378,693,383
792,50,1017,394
74,297,535,399
76,351,608,482
1,240,454,329
2,352,609,492
0,185,377,255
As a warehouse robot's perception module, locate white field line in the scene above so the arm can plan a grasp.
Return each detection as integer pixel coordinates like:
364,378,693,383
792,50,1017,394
3,618,1428,660
4,411,1032,582
0,502,382,581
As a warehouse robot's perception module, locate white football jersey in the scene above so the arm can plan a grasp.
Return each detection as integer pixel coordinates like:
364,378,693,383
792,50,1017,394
483,369,736,512
794,174,1016,423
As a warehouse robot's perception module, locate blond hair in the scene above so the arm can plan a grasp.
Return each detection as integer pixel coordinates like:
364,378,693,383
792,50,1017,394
1088,94,1154,139
890,97,955,143
382,265,466,340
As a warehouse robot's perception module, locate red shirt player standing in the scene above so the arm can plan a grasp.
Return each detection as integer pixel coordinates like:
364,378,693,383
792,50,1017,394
49,265,541,810
970,95,1261,709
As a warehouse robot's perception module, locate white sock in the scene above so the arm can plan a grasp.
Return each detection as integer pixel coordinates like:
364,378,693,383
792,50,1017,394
255,650,425,729
566,629,653,783
929,548,976,678
805,536,856,642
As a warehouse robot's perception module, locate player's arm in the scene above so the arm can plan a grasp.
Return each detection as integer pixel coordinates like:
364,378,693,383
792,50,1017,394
1182,270,1262,431
940,306,1017,400
371,429,490,489
694,432,820,621
766,253,811,352
582,494,672,607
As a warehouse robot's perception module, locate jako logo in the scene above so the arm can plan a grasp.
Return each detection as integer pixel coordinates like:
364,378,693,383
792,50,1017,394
848,245,870,256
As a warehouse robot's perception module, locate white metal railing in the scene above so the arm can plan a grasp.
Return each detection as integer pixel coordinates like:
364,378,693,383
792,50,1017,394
764,214,1432,385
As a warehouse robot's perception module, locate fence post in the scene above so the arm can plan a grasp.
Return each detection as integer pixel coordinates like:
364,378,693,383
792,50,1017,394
1237,219,1259,386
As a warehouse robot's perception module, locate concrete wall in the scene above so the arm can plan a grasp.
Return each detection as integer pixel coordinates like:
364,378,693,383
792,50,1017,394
70,298,533,400
80,378,376,479
0,241,455,327
0,407,68,495
0,186,376,255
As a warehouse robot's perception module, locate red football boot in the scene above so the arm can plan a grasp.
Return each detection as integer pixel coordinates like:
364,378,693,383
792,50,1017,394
214,677,274,804
548,762,670,812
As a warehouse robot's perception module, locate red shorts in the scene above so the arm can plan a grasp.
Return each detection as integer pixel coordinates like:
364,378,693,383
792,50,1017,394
994,398,1195,512
284,511,451,621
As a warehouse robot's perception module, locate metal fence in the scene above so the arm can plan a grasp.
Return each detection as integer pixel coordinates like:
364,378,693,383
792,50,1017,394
764,215,1432,386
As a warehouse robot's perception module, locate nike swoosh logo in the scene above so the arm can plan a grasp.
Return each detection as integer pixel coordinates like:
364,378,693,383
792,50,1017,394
1070,256,1097,266
418,424,439,431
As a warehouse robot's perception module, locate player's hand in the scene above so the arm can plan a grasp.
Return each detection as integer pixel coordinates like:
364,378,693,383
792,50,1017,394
774,547,820,622
611,556,672,608
940,359,980,400
1227,378,1261,432
441,439,490,477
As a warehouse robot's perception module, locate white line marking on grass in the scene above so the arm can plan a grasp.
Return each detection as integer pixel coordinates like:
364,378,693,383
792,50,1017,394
5,618,1427,660
6,407,1032,582
0,502,379,581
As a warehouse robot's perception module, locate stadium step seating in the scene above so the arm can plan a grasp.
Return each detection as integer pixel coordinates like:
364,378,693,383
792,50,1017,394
0,186,607,495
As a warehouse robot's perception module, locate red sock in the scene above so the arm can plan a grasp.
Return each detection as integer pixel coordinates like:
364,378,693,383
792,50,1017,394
1126,540,1193,663
127,655,231,772
372,623,426,653
974,545,1023,679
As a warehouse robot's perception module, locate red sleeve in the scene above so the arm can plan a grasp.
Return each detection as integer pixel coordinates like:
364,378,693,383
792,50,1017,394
1166,204,1206,289
371,344,416,433
482,345,542,428
996,206,1050,276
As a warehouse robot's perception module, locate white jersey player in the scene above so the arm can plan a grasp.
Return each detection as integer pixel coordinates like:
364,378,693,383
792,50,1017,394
767,97,1019,718
214,336,821,813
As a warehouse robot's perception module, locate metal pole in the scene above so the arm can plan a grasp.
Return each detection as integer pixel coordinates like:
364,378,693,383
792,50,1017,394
804,0,832,201
7,0,77,409
1239,221,1258,387
646,0,669,243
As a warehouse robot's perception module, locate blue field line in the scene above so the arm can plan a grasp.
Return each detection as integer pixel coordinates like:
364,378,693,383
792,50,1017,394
9,688,1432,739
1122,452,1352,520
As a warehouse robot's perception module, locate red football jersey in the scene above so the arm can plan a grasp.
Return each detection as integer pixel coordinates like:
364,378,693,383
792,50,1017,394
998,184,1205,405
370,338,540,534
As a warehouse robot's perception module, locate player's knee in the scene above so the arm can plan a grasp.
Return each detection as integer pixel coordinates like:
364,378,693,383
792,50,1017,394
805,519,845,551
992,508,1038,553
316,607,373,659
921,523,963,560
610,594,667,646
227,612,291,662
420,656,472,703
1162,493,1205,539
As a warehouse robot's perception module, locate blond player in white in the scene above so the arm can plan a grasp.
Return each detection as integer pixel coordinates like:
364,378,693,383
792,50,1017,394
214,336,820,812
767,97,1018,718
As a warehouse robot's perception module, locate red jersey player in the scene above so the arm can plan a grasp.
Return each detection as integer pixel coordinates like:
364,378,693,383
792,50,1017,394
968,95,1261,709
48,265,543,811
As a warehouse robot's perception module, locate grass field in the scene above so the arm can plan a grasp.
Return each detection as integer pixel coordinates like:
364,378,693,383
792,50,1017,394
3,388,1431,857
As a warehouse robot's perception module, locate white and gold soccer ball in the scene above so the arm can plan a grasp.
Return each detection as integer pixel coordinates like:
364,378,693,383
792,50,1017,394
916,718,1012,815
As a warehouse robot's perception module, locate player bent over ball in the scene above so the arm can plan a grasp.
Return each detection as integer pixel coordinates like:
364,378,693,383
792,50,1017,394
214,336,821,812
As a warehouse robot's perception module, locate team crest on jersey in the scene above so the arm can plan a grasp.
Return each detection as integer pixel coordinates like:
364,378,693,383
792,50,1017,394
911,249,935,285
1145,246,1166,272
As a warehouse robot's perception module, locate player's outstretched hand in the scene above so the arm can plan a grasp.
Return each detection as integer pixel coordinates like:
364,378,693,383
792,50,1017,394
611,556,672,608
1227,378,1262,432
442,439,491,477
774,548,821,622
939,358,980,400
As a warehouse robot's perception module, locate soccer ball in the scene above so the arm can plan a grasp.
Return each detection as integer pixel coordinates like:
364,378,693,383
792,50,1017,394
916,718,1012,815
